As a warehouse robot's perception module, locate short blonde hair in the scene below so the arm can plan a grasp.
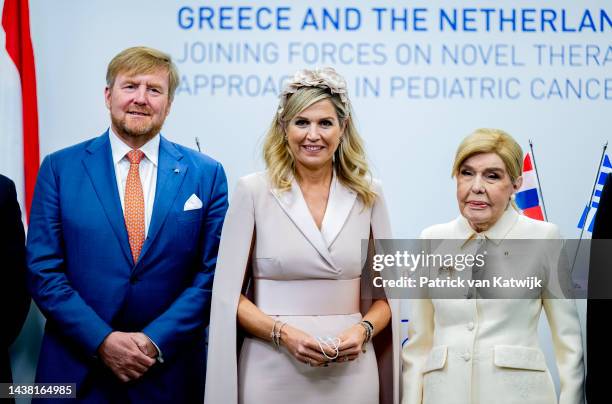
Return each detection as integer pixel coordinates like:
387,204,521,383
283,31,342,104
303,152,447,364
452,128,523,183
263,85,377,207
106,46,179,102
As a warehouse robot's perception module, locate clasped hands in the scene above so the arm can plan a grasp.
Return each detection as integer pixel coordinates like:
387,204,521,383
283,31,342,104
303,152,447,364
97,331,158,382
281,323,367,367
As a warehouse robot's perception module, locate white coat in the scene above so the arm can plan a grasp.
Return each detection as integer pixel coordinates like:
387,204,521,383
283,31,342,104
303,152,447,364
402,208,584,404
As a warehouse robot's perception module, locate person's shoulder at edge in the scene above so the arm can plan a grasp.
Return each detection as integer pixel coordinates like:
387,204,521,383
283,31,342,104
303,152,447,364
0,173,14,189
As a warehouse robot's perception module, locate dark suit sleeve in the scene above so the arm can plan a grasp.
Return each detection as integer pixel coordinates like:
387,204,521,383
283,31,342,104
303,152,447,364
143,161,228,359
0,177,30,349
587,174,612,400
593,174,611,239
27,156,113,356
588,174,612,297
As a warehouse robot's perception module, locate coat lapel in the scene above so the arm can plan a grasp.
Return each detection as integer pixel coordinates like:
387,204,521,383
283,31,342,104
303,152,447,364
456,207,519,247
270,177,339,270
82,131,132,265
320,173,357,247
136,136,187,268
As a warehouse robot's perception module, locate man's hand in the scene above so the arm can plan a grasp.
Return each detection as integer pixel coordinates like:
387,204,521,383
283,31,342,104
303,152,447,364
97,331,156,382
129,332,158,358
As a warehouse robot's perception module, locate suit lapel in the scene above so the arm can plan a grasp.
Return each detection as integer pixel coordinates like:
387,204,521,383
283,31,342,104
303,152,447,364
320,173,357,247
270,176,341,270
136,136,187,268
82,131,132,265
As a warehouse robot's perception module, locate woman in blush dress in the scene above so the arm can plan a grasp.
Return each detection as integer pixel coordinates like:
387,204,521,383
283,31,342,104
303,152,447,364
204,67,399,404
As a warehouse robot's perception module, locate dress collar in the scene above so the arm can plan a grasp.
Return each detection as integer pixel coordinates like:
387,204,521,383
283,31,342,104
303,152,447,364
109,126,160,167
270,169,357,270
456,206,520,247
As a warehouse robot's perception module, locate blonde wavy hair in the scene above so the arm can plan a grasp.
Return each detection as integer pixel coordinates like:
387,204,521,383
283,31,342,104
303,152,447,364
263,85,377,207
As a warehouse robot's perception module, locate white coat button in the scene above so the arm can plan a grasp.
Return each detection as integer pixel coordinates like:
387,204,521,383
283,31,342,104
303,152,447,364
467,322,475,331
462,352,471,361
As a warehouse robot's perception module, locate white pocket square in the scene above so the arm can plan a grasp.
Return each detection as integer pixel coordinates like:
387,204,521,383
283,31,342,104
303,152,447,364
183,194,203,211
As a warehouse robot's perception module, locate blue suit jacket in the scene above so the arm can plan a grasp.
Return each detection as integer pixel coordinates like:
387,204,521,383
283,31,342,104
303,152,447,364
26,132,228,402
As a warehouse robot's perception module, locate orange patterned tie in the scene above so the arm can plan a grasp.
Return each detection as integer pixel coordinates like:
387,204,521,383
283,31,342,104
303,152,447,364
125,150,145,264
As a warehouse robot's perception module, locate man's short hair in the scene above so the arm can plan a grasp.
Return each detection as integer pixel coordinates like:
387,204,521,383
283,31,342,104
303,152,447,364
106,46,180,102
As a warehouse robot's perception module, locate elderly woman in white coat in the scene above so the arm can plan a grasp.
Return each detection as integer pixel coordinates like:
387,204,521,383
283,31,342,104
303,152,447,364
402,129,584,404
205,68,399,404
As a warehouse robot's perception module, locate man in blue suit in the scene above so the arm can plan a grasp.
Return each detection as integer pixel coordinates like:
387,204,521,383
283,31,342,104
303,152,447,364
26,47,228,402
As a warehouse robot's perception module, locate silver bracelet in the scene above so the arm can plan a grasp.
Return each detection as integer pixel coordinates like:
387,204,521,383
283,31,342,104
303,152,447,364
359,320,374,352
270,320,281,350
275,321,287,349
361,320,374,342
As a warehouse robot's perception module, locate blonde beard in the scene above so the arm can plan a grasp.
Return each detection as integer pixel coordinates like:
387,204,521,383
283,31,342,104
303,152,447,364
112,114,164,141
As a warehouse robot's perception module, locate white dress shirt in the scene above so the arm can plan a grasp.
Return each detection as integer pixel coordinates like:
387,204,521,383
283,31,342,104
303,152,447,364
108,128,164,361
109,128,159,236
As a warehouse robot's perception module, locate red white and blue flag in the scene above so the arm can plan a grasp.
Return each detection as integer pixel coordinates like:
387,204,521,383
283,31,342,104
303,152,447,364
515,152,545,221
1,0,40,222
578,154,612,233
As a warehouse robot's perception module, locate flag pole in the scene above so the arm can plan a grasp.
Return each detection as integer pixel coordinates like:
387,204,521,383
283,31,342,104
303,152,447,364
529,139,548,221
571,141,608,274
